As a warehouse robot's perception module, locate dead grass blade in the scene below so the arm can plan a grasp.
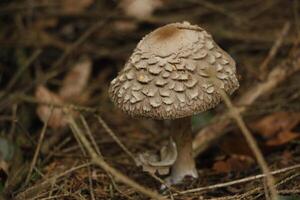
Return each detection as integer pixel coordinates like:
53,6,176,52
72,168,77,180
176,163,300,196
95,114,139,165
219,90,278,200
24,106,52,186
67,114,165,200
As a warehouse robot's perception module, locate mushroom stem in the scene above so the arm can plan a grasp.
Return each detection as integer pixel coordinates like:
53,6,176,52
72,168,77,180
168,117,198,184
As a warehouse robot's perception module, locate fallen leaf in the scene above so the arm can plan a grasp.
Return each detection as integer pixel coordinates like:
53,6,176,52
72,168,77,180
113,20,138,32
219,133,253,157
62,0,94,14
281,150,293,165
251,112,300,138
213,154,254,173
59,57,92,102
120,0,165,20
36,85,68,129
266,131,300,146
212,160,230,173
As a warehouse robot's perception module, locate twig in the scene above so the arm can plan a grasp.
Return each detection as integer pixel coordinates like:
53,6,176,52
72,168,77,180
18,94,99,114
67,114,165,200
5,49,42,92
219,90,278,199
87,166,96,200
80,115,102,156
279,189,300,194
43,136,71,163
24,106,51,186
178,169,300,200
95,114,139,165
253,172,300,199
79,115,133,199
193,48,300,156
259,22,291,79
177,161,299,197
68,121,95,200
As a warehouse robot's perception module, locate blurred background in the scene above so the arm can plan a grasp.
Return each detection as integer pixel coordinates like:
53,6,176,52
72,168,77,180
0,0,300,199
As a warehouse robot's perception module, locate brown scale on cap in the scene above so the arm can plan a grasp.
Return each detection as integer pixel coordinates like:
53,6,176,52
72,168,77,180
109,22,239,120
153,25,180,41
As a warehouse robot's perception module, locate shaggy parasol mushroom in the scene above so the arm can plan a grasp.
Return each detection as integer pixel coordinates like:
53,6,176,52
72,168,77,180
109,22,239,185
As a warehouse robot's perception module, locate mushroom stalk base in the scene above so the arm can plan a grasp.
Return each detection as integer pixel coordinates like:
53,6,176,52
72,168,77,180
166,117,198,185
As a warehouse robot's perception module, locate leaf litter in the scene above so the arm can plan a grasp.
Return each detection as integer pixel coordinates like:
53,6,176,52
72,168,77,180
1,0,300,199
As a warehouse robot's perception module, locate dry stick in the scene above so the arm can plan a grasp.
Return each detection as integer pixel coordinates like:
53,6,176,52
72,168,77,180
279,189,300,194
259,22,290,79
79,116,98,200
212,172,300,200
253,172,300,200
5,49,42,92
43,136,71,163
193,49,300,156
24,106,51,186
219,90,278,200
80,115,102,156
47,177,56,199
87,166,96,200
68,124,95,200
95,115,139,165
80,115,132,199
176,163,300,195
67,115,165,200
263,178,272,200
80,115,138,199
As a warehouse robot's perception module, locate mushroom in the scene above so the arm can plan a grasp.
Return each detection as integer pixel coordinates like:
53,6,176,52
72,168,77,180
109,22,239,185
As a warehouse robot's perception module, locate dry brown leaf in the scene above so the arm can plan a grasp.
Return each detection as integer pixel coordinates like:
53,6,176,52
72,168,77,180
251,112,300,138
280,150,293,165
36,85,68,129
266,131,300,146
59,57,92,102
120,0,165,20
113,20,138,32
60,0,94,14
219,133,253,157
213,155,254,173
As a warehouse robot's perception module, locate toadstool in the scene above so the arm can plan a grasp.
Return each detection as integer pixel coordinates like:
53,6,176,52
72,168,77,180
109,22,239,185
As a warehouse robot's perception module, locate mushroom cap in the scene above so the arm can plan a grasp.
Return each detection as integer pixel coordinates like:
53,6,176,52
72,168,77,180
109,22,239,120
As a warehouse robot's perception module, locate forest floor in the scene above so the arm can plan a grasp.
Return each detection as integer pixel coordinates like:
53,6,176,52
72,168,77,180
1,0,300,199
